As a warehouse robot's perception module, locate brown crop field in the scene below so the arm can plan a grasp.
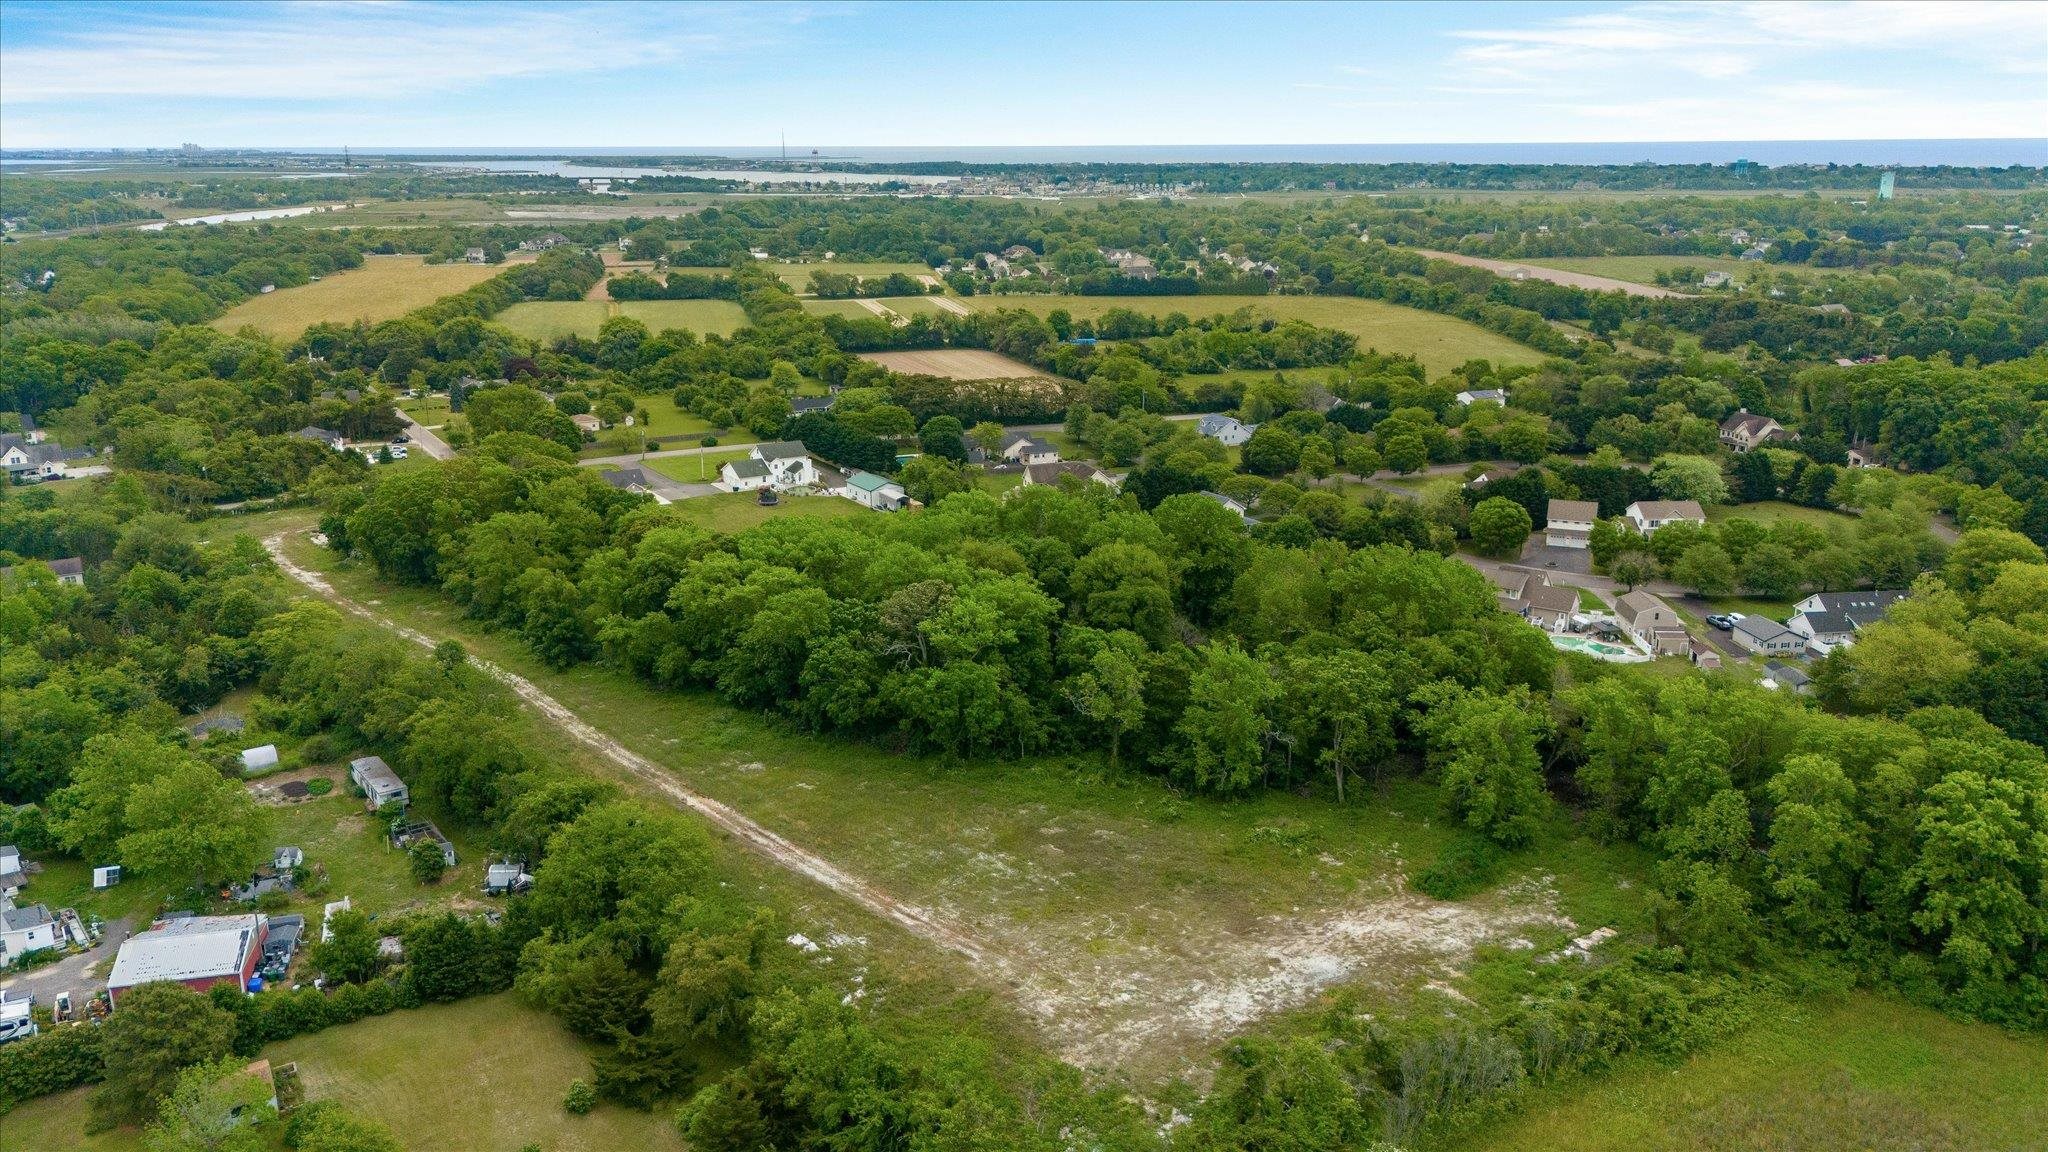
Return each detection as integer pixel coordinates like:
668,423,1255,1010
858,349,1047,379
210,255,505,340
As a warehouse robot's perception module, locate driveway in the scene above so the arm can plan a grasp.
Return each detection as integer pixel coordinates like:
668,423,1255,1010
0,917,132,1006
395,409,454,461
1517,539,1594,575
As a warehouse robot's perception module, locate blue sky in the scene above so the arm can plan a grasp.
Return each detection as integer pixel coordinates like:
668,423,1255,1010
1,1,2043,149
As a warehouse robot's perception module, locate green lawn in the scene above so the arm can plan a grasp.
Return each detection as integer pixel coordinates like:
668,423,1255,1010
773,261,934,293
879,295,946,316
276,994,684,1152
1444,993,2048,1152
396,394,451,428
494,299,746,342
1706,500,1859,530
965,295,1546,377
642,449,754,483
800,298,885,319
588,404,757,450
0,1087,147,1151
654,491,870,532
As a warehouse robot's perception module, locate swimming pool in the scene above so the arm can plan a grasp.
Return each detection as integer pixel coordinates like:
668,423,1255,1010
1549,634,1651,662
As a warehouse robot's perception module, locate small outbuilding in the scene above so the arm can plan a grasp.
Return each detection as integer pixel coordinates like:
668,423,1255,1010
348,755,409,811
239,745,280,774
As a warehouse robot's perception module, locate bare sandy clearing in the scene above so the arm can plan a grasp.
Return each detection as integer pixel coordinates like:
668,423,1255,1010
860,348,1047,379
1413,249,1691,298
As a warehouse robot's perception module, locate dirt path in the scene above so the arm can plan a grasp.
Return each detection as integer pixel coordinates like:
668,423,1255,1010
1412,249,1692,298
854,297,907,325
261,532,990,964
929,295,972,316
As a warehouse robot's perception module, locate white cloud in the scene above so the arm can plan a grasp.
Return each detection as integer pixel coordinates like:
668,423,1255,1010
0,1,794,103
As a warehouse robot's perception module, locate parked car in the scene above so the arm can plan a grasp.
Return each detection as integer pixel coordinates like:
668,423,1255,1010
388,446,409,459
391,433,410,444
1706,614,1734,630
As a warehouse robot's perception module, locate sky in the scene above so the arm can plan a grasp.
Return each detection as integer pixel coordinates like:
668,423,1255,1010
1,1,2044,151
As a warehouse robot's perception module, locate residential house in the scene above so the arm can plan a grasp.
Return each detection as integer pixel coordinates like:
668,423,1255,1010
348,755,409,811
790,396,835,416
840,471,908,511
1760,660,1812,694
1201,491,1253,524
719,457,773,492
484,862,534,896
1195,414,1256,447
979,253,1013,278
1701,271,1733,288
1739,244,1770,261
463,247,487,264
1022,461,1117,488
108,914,269,1006
15,412,42,444
1001,244,1035,259
750,441,818,489
1465,467,1515,491
1786,589,1907,648
1717,409,1795,452
959,435,990,465
1625,500,1707,533
1731,615,1803,657
1545,499,1600,549
570,413,602,437
1515,582,1581,634
600,467,670,504
1454,388,1507,406
1488,568,1537,602
0,844,26,899
1617,590,1689,656
1003,436,1060,466
1,434,87,481
294,426,347,451
517,232,570,252
0,904,57,961
0,557,84,586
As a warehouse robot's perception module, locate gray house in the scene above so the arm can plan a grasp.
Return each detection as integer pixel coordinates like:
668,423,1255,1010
1731,615,1803,657
348,755,409,811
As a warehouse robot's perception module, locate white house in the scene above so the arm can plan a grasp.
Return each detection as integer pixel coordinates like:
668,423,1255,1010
1,434,83,481
840,471,908,511
1701,271,1733,288
0,557,84,587
1515,581,1581,635
1731,615,1803,657
1787,589,1907,648
347,755,409,811
0,904,58,961
1021,461,1117,488
1718,409,1795,452
1545,499,1599,549
1003,436,1060,466
1455,388,1507,406
719,458,774,492
0,844,26,898
1625,500,1707,533
1201,491,1253,524
1196,414,1256,447
749,441,818,489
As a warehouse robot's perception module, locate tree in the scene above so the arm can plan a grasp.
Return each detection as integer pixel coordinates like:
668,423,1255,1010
1671,542,1737,597
1650,453,1729,505
1739,542,1804,600
1241,425,1303,476
311,909,381,985
403,913,485,1002
50,729,186,861
967,421,1009,457
916,414,967,462
1423,687,1551,848
145,1057,275,1152
1381,432,1427,475
1064,636,1147,771
408,837,449,885
1731,449,1778,503
1943,528,2046,596
1764,754,1866,943
117,760,267,890
1906,767,2048,995
1468,497,1532,559
93,983,237,1127
286,1102,404,1152
898,456,969,506
1169,643,1278,795
1289,651,1396,803
1608,549,1659,591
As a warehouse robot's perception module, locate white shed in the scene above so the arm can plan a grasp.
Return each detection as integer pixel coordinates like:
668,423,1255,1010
240,745,280,774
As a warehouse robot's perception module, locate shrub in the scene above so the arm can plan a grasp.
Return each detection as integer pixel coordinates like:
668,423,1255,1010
563,1079,596,1115
305,778,334,797
0,1025,104,1110
1413,834,1505,900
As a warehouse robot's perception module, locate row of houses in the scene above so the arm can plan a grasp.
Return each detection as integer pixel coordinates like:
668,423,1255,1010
1544,499,1708,548
1730,589,1908,658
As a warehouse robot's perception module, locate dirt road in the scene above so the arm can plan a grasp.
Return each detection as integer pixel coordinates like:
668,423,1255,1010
1412,249,1691,298
261,532,989,964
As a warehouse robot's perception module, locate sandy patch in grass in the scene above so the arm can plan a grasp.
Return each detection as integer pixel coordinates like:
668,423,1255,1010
859,348,1048,379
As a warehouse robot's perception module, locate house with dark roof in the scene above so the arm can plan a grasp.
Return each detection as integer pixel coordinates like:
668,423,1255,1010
1515,581,1581,634
600,467,670,504
749,441,818,489
0,904,57,961
1761,660,1812,694
1787,589,1907,648
0,844,27,899
1545,499,1600,549
1,434,88,481
294,426,346,451
15,411,41,444
0,556,84,586
1201,490,1253,524
1455,388,1507,406
1718,409,1795,452
720,457,773,492
1003,436,1060,466
1731,615,1803,656
790,396,835,416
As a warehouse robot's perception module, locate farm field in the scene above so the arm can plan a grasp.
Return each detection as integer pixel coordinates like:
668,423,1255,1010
210,255,502,340
273,994,685,1152
880,294,946,315
964,295,1546,376
801,298,886,319
858,348,1048,379
772,261,934,292
1525,255,1862,288
1446,993,2048,1152
494,299,746,341
266,525,1656,1081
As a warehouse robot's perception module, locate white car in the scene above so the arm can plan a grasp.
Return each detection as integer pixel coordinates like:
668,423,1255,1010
388,446,409,460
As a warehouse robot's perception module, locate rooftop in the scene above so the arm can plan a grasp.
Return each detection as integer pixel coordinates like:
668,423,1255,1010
0,903,51,932
753,440,808,462
1547,499,1600,523
109,914,264,988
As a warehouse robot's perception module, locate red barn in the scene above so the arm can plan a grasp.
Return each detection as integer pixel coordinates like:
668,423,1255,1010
106,914,268,1007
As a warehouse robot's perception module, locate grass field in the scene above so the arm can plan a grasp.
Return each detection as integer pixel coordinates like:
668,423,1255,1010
800,298,887,319
211,256,503,341
772,261,934,293
1706,500,1860,530
880,295,946,315
857,349,1048,380
642,449,754,482
495,299,747,342
259,521,1655,1079
1445,994,2048,1152
1523,255,1864,291
654,491,870,532
964,295,1545,377
270,994,685,1151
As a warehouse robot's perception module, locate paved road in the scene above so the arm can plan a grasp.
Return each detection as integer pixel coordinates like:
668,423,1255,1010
0,917,133,1006
395,409,454,461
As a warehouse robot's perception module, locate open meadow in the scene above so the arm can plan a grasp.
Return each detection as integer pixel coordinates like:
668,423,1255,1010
263,522,1654,1081
1446,993,2048,1152
493,298,747,341
1524,254,1868,289
209,255,503,340
772,261,935,293
964,294,1547,376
